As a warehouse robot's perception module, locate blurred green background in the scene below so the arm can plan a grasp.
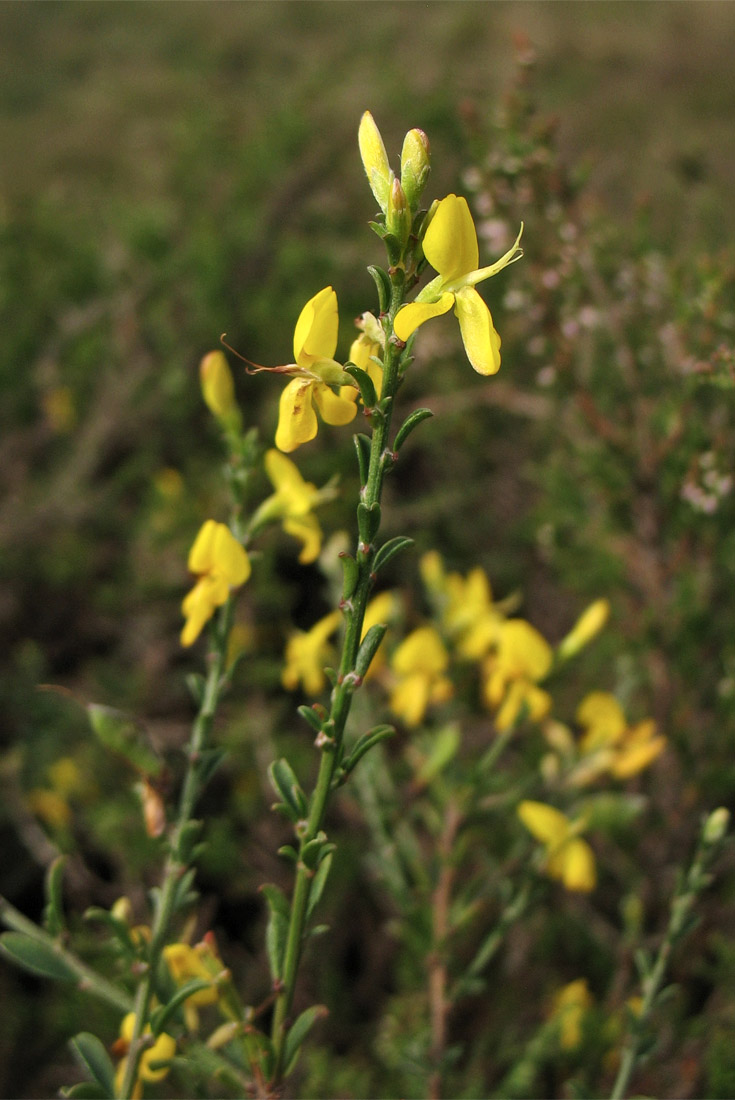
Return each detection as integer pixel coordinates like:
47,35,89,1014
2,2,735,1096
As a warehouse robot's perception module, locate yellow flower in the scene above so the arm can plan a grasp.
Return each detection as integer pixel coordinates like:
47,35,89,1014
557,598,610,661
181,521,251,647
420,551,504,659
251,449,337,565
114,1013,176,1098
282,609,343,695
550,979,593,1050
517,800,596,892
483,619,553,731
164,939,222,1030
394,194,523,375
576,692,665,780
274,287,358,452
389,626,453,727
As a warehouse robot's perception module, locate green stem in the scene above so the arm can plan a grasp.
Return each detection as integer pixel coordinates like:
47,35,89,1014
269,276,406,1084
608,819,721,1100
118,600,234,1099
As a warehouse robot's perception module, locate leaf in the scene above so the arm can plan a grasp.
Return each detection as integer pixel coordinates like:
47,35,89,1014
414,723,461,786
262,884,290,982
151,979,213,1035
306,851,334,921
86,704,162,779
69,1032,116,1097
195,748,228,788
353,433,371,485
268,759,308,821
43,856,66,937
344,364,378,409
297,704,324,734
0,931,77,982
357,501,381,545
372,536,414,576
354,623,387,679
283,1004,329,1077
338,725,395,782
393,407,433,451
61,1084,109,1099
367,265,391,313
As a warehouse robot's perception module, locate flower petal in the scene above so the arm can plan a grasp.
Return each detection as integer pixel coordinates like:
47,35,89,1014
211,524,251,587
454,287,502,375
188,519,218,573
312,381,358,426
423,194,479,282
293,286,338,366
283,513,323,565
517,800,570,847
394,292,455,342
275,378,318,453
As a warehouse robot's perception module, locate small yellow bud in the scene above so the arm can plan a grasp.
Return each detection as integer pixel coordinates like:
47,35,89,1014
558,598,610,661
387,176,411,245
358,110,393,213
200,351,240,427
400,127,430,208
703,806,730,845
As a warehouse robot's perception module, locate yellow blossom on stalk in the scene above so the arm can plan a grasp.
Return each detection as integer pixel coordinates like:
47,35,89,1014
273,286,357,453
181,521,251,647
483,619,553,731
550,979,593,1050
576,692,665,780
394,194,523,375
517,800,596,892
113,1013,175,1098
420,551,504,659
251,449,336,564
557,598,610,661
389,625,453,727
282,609,342,695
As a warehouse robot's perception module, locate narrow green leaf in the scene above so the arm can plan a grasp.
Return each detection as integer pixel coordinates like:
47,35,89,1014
69,1032,116,1097
372,536,414,576
338,725,395,782
151,979,212,1035
185,673,206,705
297,705,324,734
43,856,66,937
414,723,461,786
357,501,381,545
87,704,162,778
355,623,387,680
300,833,329,873
284,1004,329,1077
394,407,433,451
339,552,359,601
262,884,290,982
0,931,77,982
344,364,377,409
269,759,308,820
367,265,391,313
353,433,371,485
306,851,334,921
61,1084,108,1100
195,748,228,788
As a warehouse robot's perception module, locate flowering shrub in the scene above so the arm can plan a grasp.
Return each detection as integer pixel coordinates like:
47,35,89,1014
0,97,731,1100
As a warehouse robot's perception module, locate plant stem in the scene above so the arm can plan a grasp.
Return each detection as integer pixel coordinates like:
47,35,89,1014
269,276,406,1085
428,801,462,1100
608,817,723,1100
118,600,234,1099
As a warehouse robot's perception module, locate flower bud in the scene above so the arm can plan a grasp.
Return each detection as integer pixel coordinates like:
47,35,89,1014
200,351,240,427
703,806,730,845
358,111,393,213
400,127,431,208
558,599,610,661
386,177,411,246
